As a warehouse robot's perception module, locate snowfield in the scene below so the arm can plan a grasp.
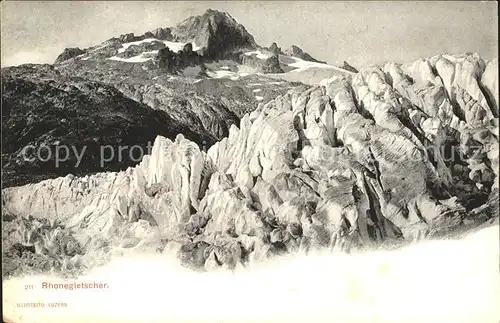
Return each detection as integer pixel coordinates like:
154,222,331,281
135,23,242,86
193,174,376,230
3,224,499,323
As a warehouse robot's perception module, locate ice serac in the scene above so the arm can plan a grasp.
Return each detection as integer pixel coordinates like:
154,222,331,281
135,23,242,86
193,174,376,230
2,53,498,271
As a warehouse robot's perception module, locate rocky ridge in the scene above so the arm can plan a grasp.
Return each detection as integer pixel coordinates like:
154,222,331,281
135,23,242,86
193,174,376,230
3,52,498,272
284,45,326,64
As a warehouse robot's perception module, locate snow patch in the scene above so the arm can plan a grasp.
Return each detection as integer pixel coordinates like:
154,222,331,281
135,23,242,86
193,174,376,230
285,56,341,72
319,75,344,87
108,50,158,63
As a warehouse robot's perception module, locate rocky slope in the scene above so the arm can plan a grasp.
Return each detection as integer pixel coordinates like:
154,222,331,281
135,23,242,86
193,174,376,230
3,52,498,273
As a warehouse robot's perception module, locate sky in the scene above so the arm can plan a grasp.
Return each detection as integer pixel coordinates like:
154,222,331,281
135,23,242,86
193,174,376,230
1,1,498,68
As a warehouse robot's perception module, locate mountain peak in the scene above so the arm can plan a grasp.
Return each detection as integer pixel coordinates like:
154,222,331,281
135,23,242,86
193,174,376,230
284,45,324,63
54,47,86,64
203,8,232,17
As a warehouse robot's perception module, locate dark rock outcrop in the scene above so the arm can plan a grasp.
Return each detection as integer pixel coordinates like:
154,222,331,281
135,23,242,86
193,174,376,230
153,42,203,72
150,27,173,40
2,214,85,278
